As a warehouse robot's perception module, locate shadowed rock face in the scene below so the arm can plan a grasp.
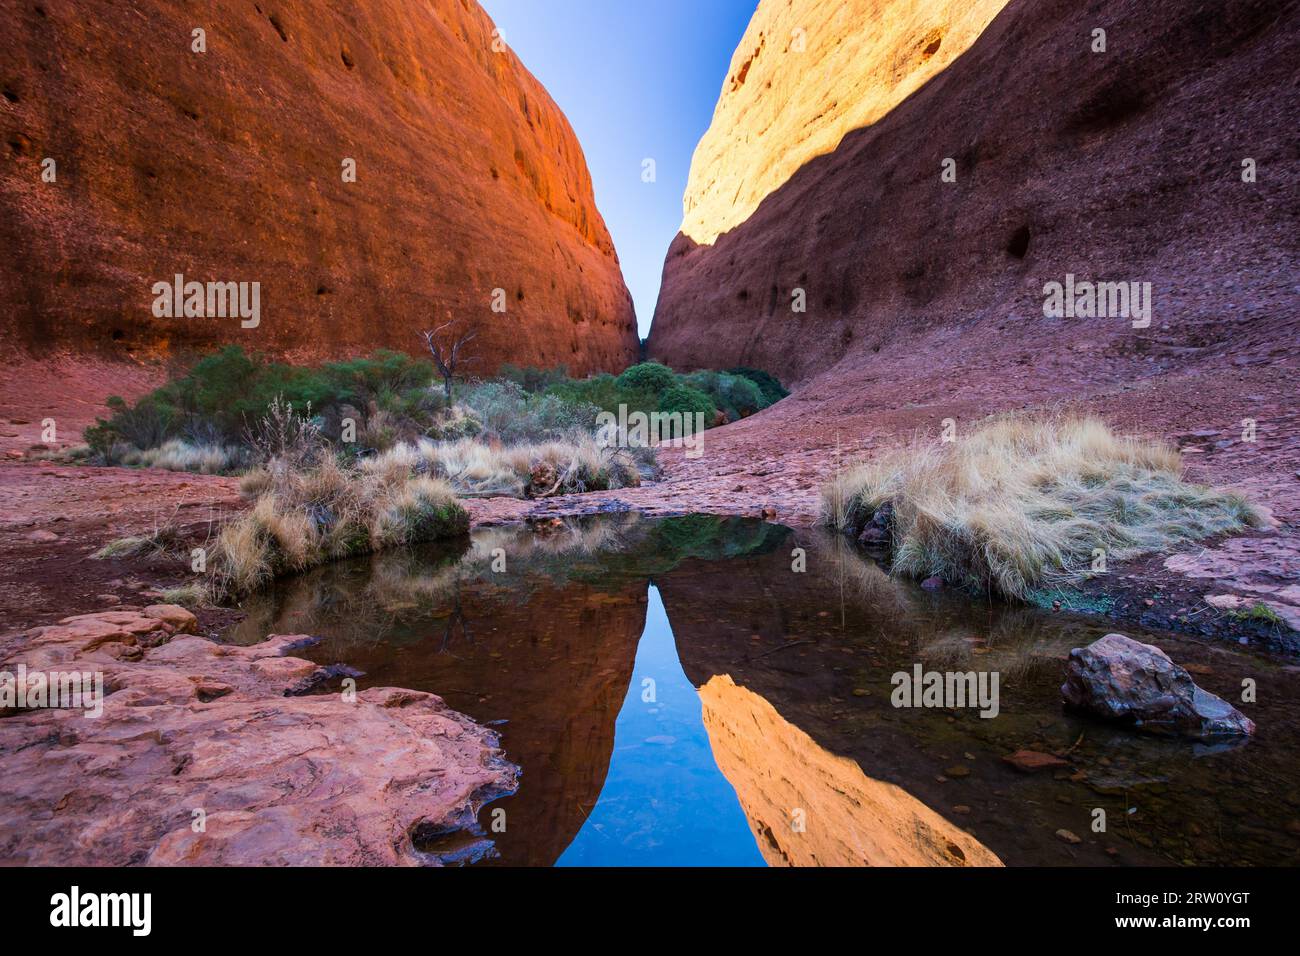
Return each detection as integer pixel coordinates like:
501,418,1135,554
649,0,1298,385
0,0,637,373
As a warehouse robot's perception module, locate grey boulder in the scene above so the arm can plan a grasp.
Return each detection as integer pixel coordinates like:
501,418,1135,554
1061,634,1255,740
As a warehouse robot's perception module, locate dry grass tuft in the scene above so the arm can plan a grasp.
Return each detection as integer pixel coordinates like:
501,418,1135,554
821,414,1264,600
91,509,187,560
118,439,245,474
158,582,208,608
211,455,467,599
357,434,641,498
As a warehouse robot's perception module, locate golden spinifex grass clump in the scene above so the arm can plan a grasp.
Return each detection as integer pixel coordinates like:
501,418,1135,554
356,434,642,498
212,455,468,598
821,414,1264,600
116,438,245,474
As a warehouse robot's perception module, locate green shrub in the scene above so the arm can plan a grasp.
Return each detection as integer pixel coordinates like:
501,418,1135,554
85,347,450,460
85,395,179,453
460,380,602,444
323,350,436,403
544,373,659,420
616,362,677,395
657,385,716,437
85,348,788,471
683,370,766,420
496,364,570,393
727,367,789,405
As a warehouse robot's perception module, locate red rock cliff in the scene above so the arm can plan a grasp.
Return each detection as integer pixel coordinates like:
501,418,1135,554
649,0,1298,386
0,0,637,373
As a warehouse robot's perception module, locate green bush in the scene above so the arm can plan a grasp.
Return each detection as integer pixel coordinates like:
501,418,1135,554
544,373,659,420
496,364,570,394
85,395,179,453
322,350,437,407
657,385,716,437
616,362,677,395
85,347,448,456
683,370,766,420
727,367,789,406
460,380,602,443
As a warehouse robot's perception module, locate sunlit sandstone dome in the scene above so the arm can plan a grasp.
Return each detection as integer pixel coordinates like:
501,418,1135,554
680,0,1010,245
0,0,637,374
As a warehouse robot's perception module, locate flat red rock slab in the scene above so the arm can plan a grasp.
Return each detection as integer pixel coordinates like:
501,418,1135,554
1002,749,1070,772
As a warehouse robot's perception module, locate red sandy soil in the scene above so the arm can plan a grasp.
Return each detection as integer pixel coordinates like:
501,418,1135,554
0,354,165,456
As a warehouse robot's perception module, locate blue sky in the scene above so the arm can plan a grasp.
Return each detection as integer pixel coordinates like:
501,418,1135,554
480,0,758,339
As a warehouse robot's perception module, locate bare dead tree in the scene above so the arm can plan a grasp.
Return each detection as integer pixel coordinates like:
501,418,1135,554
420,322,477,402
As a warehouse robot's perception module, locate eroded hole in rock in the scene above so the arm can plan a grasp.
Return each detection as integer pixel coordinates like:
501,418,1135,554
8,133,30,154
737,289,749,302
340,48,354,70
1007,225,1031,259
268,13,288,43
110,329,124,341
920,30,943,58
316,284,331,296
2,87,18,104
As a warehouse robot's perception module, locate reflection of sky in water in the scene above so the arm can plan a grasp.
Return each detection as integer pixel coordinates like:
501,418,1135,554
558,584,765,867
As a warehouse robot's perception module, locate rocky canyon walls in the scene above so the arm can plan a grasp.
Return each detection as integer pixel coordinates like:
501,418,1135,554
0,0,637,373
649,0,1298,386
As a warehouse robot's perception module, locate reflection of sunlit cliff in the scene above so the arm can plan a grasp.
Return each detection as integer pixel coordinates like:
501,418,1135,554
699,675,1002,866
680,0,1010,244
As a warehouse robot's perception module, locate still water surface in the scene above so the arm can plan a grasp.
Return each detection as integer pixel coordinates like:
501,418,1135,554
227,514,1300,866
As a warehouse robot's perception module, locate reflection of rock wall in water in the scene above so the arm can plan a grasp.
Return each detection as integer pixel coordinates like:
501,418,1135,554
228,543,649,866
700,675,1001,867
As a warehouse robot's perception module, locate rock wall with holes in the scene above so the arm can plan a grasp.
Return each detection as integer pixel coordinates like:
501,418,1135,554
648,0,1299,386
0,0,638,374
